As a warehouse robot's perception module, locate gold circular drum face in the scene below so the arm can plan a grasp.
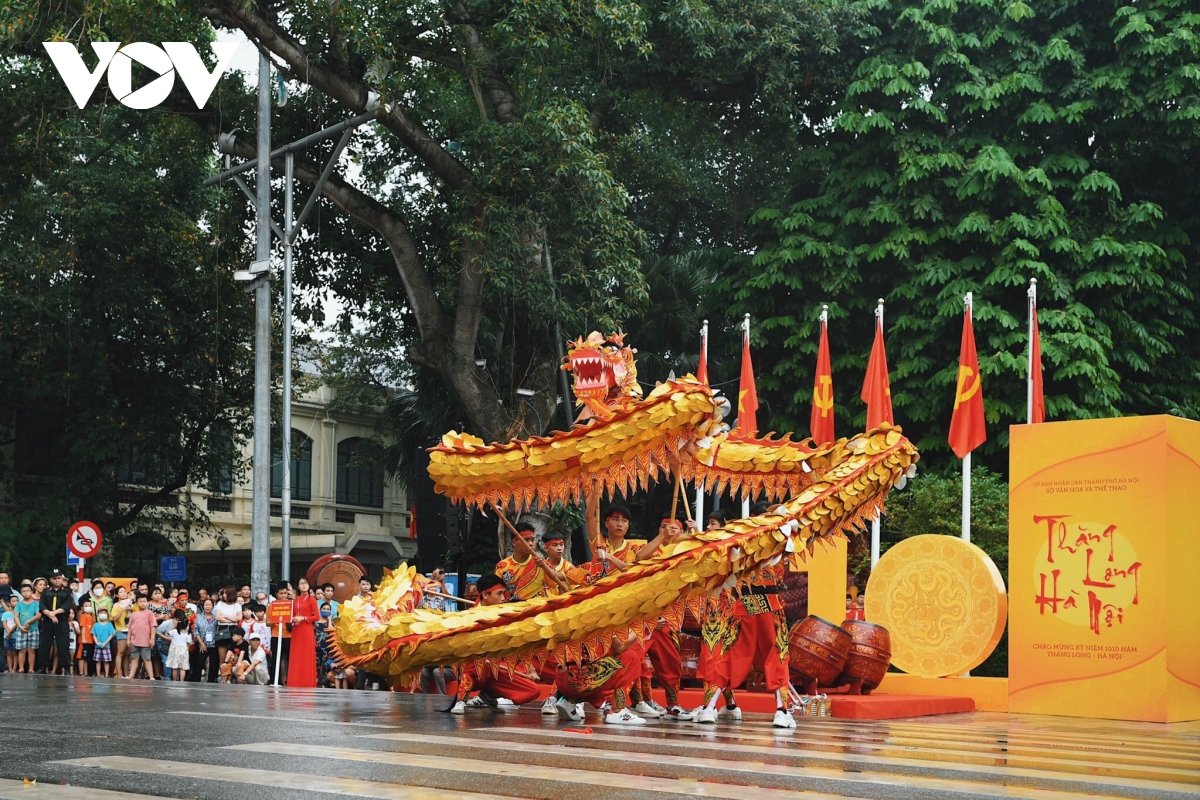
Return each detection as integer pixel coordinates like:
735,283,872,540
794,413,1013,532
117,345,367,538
865,535,1007,678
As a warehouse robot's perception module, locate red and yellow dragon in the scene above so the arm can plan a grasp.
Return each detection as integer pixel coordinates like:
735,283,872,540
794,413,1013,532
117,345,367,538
332,333,919,686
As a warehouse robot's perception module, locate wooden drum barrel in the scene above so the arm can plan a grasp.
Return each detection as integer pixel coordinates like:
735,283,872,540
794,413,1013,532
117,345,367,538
679,633,701,682
788,616,852,689
835,619,892,695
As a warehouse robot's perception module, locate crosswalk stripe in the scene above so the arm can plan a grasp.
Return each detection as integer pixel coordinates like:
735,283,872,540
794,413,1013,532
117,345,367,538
0,778,177,800
684,717,1200,756
224,741,872,800
362,732,1126,800
167,710,399,728
574,720,1200,771
53,757,524,800
478,727,1198,793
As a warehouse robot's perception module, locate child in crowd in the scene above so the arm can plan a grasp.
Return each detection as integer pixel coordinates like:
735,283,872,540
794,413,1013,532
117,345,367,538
164,615,192,682
92,608,115,677
76,601,95,677
2,602,16,672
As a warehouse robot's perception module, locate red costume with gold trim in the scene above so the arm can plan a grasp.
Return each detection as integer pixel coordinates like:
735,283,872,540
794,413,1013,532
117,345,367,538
708,562,789,691
495,553,549,601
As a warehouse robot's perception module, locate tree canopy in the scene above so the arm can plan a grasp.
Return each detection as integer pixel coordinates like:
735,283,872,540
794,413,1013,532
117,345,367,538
0,10,254,573
721,0,1200,467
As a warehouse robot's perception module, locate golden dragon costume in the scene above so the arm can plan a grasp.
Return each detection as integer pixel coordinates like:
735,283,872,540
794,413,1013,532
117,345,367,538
331,333,919,686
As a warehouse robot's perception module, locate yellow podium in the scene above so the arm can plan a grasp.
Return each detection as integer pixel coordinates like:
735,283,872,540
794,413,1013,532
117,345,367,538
1009,415,1200,722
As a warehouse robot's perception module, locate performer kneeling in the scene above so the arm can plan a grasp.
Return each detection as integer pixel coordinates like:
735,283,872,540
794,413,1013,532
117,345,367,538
450,575,544,714
553,631,647,726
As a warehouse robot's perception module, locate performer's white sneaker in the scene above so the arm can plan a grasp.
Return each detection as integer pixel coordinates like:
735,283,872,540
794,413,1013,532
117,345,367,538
450,700,466,715
650,700,669,714
719,705,743,721
634,701,663,718
695,707,719,725
496,697,515,708
605,708,648,726
541,696,559,715
598,701,612,714
773,709,797,729
467,696,488,708
556,697,584,722
664,704,693,721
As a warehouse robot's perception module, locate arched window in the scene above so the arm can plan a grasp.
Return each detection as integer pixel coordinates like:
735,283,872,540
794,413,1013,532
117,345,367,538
271,429,313,502
337,437,383,508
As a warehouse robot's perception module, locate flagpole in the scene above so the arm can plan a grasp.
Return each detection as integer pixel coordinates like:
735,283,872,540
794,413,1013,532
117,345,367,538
741,313,752,518
962,292,973,544
1027,279,1036,425
871,299,883,568
695,319,708,525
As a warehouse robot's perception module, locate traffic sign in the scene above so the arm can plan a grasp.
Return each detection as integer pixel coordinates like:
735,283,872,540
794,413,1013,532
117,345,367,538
266,599,294,625
67,521,103,559
66,544,84,567
160,556,187,582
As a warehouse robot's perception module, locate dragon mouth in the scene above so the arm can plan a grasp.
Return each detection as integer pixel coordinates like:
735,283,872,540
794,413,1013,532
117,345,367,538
570,349,612,398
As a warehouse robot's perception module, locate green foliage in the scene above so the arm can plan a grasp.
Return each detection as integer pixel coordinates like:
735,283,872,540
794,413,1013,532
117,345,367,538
719,0,1200,468
879,467,1010,676
0,11,255,575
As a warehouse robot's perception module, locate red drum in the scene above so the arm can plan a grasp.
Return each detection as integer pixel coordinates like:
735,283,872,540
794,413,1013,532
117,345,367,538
305,554,367,603
788,616,851,690
679,633,701,681
835,619,892,695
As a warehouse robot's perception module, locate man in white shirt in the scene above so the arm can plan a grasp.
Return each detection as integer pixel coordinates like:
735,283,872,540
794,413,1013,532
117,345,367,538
236,632,270,685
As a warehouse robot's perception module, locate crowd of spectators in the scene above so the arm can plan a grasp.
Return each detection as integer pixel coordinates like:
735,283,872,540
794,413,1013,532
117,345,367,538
0,569,387,689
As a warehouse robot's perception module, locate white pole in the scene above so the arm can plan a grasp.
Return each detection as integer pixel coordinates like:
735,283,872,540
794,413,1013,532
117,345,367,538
962,292,973,543
273,621,283,686
281,154,294,582
695,319,708,525
871,299,884,567
1027,278,1036,425
742,314,751,518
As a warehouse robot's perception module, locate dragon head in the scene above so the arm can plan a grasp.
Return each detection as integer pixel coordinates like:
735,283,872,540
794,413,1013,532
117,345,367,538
564,331,641,408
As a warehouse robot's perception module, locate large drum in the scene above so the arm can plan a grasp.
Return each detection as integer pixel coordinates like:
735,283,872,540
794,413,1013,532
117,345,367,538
788,616,852,689
679,633,701,682
835,619,892,695
305,554,367,603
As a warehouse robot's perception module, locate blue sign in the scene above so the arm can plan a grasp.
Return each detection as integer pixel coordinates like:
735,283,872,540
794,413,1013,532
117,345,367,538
66,544,83,567
160,556,187,582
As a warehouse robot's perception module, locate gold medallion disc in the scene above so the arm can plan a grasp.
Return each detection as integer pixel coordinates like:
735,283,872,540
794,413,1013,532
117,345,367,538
865,534,1007,677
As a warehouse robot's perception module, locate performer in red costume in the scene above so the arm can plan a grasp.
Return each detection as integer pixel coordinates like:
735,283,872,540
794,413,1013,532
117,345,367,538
695,503,796,728
450,574,543,714
637,516,688,718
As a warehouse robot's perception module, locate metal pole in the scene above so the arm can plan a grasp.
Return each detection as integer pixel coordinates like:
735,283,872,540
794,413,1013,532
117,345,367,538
741,313,751,519
281,153,294,582
962,292,973,544
694,320,707,526
204,109,377,187
250,49,272,598
1027,278,1036,425
871,299,883,568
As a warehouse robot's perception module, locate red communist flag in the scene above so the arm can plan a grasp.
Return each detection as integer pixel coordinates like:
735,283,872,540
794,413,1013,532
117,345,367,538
948,309,987,458
810,318,835,444
735,327,758,436
1031,302,1045,424
860,318,893,429
697,325,709,385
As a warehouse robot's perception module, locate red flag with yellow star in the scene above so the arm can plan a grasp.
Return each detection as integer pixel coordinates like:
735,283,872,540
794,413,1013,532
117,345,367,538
810,316,835,444
949,308,987,458
735,326,758,436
